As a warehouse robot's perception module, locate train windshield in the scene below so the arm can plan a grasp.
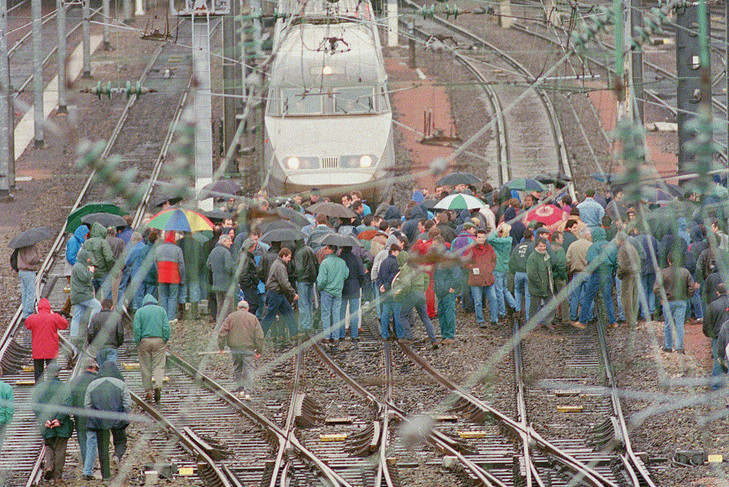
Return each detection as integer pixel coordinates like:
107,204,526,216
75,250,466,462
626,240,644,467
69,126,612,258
334,87,374,114
282,89,323,115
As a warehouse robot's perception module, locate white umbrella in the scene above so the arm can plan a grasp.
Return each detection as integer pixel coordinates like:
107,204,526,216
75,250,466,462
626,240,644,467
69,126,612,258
434,194,486,211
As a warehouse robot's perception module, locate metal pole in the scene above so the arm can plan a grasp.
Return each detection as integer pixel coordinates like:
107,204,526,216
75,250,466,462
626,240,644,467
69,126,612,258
387,0,398,47
124,0,133,23
82,0,91,77
630,0,644,123
223,9,236,154
32,0,43,147
57,0,67,113
193,14,213,210
726,0,728,171
102,0,111,49
0,0,11,195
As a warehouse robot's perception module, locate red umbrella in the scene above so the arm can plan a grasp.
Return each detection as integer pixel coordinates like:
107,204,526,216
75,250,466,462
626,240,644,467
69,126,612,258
357,229,378,241
523,204,566,231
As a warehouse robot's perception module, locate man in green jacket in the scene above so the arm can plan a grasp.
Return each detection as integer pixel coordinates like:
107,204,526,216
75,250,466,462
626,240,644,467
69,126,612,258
82,221,116,296
433,241,461,343
0,368,13,452
488,223,515,321
133,294,171,403
32,364,73,482
526,238,555,328
317,247,349,341
70,248,102,348
550,231,570,325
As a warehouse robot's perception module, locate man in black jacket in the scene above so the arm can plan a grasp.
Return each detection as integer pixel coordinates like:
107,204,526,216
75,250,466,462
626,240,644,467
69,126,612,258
83,362,131,480
293,239,318,333
704,283,729,390
65,358,98,467
87,299,125,365
239,239,261,315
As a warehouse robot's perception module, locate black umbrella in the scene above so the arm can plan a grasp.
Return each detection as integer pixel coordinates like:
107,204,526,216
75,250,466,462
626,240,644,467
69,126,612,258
152,195,183,208
203,209,234,222
81,212,127,228
258,220,300,234
437,172,482,187
320,233,359,247
260,228,306,243
307,202,356,219
276,207,310,228
535,172,571,185
421,198,440,210
200,180,242,199
9,227,54,249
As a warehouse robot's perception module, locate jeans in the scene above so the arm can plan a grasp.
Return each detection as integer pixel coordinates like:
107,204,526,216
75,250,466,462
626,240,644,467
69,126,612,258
690,288,703,319
569,274,589,321
96,348,118,365
579,272,615,325
493,271,515,316
231,349,255,391
529,293,555,326
470,285,498,323
241,286,261,316
320,291,343,339
178,280,201,304
340,296,360,339
513,272,530,320
85,428,126,479
380,297,403,339
19,270,36,319
71,298,101,339
615,275,625,322
118,266,132,307
261,291,297,337
663,299,687,350
296,281,315,331
711,338,727,389
398,293,437,341
158,283,180,320
83,430,99,476
639,273,656,320
373,282,382,319
437,293,456,339
132,281,157,311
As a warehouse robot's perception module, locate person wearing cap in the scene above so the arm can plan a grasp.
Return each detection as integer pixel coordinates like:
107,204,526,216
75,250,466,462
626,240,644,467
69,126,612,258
65,357,98,467
218,300,265,399
25,298,69,382
0,367,13,453
32,364,73,482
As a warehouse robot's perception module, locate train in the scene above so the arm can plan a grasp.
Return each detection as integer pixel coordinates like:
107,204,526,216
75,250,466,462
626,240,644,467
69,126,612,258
263,0,395,202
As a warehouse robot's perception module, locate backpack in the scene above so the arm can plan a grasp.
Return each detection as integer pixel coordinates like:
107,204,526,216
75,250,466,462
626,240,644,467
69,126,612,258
10,248,19,272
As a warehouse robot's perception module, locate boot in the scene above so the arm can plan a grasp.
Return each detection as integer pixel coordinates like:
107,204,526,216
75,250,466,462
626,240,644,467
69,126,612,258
190,303,199,320
178,303,185,321
60,297,72,318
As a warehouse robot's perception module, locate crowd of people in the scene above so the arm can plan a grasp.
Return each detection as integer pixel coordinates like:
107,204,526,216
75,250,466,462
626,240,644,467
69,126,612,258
6,178,729,481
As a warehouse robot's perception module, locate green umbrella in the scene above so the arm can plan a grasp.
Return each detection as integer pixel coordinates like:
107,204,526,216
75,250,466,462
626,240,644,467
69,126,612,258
66,202,125,233
504,178,547,192
434,193,486,210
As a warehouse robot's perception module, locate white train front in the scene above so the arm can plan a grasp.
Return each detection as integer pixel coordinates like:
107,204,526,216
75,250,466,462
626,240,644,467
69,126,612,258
264,9,395,201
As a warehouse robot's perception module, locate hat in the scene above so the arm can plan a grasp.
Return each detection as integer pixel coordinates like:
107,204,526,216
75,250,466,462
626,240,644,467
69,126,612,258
80,357,99,370
463,222,476,230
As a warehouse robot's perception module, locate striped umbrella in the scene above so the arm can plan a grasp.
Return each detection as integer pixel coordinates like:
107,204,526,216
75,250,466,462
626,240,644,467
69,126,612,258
434,194,486,210
147,208,215,232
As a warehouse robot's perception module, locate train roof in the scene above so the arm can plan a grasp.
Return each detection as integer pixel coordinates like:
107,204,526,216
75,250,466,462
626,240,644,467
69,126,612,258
277,0,373,21
269,21,386,89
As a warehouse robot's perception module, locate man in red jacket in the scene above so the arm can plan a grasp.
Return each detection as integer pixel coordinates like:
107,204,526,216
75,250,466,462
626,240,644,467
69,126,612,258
25,298,68,382
465,229,498,327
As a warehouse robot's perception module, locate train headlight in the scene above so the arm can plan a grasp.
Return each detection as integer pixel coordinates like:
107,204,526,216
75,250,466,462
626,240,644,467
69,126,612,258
286,157,300,170
283,156,320,170
340,154,378,168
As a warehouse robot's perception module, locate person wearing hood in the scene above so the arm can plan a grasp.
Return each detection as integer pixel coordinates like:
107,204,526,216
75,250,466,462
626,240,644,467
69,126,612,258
293,239,318,333
574,226,617,329
155,231,185,322
127,230,159,312
83,361,131,480
82,221,116,295
32,364,73,482
65,357,98,469
0,367,14,452
61,224,89,317
317,246,349,341
70,248,102,349
25,298,68,382
526,237,555,328
133,294,171,403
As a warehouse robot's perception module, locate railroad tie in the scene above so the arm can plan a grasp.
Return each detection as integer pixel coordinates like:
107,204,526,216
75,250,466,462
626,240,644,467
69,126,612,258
293,393,325,428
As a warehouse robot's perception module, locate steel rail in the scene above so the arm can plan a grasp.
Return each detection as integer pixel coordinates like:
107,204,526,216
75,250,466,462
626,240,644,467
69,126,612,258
396,342,620,487
311,343,507,487
165,352,355,487
404,0,575,200
374,341,396,487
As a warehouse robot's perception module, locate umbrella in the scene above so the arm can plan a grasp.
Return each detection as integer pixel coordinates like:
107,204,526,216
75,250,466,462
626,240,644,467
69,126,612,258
320,233,360,247
357,229,378,241
9,227,54,249
152,195,183,208
257,220,299,234
535,172,571,186
420,198,440,210
590,173,620,184
260,228,306,243
66,202,125,233
276,207,310,227
605,200,628,220
642,187,674,204
203,209,234,222
147,208,215,232
81,212,127,228
523,204,566,231
307,202,356,219
434,194,486,211
200,180,243,199
437,172,482,187
505,178,547,192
